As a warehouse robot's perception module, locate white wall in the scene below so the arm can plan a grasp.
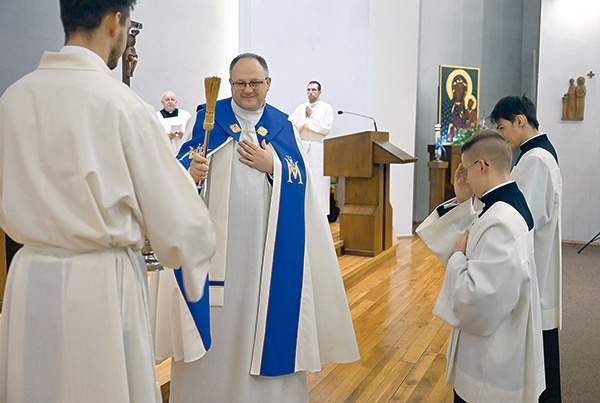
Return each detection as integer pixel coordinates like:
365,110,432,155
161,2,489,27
130,0,238,113
368,1,419,236
240,0,420,236
238,0,371,137
538,0,600,242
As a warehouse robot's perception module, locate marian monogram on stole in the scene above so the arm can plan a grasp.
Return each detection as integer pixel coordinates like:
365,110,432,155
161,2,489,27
180,144,204,160
285,156,303,184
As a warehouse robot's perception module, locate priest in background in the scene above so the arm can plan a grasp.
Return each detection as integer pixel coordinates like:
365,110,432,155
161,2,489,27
156,90,192,155
289,80,334,215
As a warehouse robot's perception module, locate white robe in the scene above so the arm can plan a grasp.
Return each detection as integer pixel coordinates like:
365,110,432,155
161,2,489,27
417,188,545,402
164,101,358,402
289,100,333,214
512,135,562,330
155,108,192,156
0,47,215,403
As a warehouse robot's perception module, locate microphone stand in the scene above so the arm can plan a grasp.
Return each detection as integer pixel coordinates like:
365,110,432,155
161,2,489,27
337,110,378,131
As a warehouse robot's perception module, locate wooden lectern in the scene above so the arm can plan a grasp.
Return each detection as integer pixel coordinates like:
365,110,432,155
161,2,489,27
324,131,417,257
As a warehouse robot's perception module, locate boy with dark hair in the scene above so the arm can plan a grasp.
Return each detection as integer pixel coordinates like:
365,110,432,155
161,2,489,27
0,1,216,401
491,95,563,402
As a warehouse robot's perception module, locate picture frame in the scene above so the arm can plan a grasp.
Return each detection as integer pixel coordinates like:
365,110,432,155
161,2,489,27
438,65,480,144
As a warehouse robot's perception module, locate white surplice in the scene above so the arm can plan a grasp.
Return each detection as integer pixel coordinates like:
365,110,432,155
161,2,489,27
155,108,192,156
0,47,215,403
512,135,563,330
417,190,545,402
289,100,333,214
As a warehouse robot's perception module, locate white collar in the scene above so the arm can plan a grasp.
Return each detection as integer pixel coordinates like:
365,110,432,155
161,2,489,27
60,45,106,66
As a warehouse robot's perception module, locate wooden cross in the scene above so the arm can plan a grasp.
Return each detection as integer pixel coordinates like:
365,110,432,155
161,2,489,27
587,71,595,79
121,20,143,87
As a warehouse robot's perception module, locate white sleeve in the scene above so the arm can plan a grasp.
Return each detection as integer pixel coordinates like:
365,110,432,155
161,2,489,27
126,111,215,302
416,198,476,264
433,214,528,336
305,104,333,135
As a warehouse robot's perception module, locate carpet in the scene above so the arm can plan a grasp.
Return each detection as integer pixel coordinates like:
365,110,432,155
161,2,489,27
561,242,600,402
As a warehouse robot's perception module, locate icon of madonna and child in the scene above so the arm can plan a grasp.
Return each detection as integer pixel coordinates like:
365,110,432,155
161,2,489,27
438,66,480,144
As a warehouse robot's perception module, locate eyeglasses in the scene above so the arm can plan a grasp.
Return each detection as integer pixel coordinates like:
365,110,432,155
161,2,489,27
231,77,268,89
460,159,489,178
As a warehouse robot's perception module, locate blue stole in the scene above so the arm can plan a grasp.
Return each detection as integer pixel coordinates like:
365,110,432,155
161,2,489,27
174,270,212,350
177,98,308,376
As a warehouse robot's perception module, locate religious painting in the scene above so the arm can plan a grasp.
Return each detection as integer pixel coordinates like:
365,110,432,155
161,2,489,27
438,65,480,144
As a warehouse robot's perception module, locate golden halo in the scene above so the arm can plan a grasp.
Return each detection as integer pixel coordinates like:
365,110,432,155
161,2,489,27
465,94,477,110
446,69,473,100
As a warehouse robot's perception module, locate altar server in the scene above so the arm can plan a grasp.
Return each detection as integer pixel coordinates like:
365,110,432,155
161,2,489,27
416,130,545,402
152,53,359,403
491,95,563,402
0,1,215,402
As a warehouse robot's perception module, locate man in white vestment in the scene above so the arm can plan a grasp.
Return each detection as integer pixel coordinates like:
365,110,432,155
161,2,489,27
156,90,192,155
152,53,359,403
0,1,216,402
490,95,563,402
289,80,334,215
416,130,545,402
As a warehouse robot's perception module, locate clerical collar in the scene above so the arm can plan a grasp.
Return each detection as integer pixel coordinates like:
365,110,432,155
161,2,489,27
516,133,558,165
231,99,264,128
479,181,533,230
160,108,179,119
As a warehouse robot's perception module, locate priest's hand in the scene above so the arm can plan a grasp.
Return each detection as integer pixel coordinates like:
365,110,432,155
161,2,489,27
454,164,474,204
305,106,313,118
454,229,469,254
238,139,273,174
189,154,209,183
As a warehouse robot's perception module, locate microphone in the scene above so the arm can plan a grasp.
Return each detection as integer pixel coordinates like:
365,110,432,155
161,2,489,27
337,110,378,131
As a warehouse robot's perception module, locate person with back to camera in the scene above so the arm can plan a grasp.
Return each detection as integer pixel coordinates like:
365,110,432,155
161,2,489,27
0,1,216,401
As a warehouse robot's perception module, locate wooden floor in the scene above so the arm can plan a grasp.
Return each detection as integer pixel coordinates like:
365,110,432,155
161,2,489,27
306,230,453,402
156,225,453,402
